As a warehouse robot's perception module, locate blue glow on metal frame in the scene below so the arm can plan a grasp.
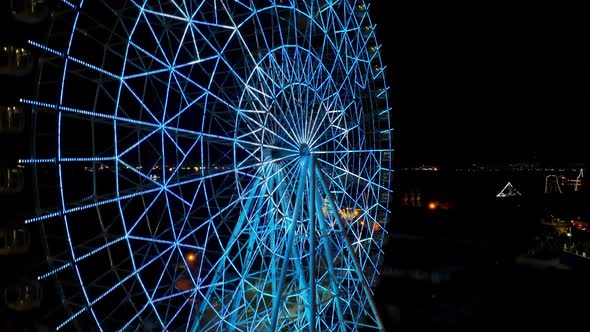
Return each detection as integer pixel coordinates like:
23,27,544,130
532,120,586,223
52,0,105,329
59,0,76,9
28,40,63,56
25,187,161,224
19,157,115,164
38,236,125,280
29,1,392,330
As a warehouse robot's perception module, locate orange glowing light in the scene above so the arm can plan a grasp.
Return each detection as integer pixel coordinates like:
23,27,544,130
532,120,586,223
340,208,361,221
428,202,437,210
186,253,196,263
175,277,194,291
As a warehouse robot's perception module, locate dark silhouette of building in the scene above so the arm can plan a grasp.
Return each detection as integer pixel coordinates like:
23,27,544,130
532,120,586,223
1,1,53,330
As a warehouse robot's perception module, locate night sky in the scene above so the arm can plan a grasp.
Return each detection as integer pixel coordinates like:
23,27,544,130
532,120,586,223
371,0,589,167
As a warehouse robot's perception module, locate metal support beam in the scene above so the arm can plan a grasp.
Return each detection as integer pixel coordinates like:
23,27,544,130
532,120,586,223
269,157,309,332
314,177,347,332
275,170,311,327
307,158,316,332
315,164,386,331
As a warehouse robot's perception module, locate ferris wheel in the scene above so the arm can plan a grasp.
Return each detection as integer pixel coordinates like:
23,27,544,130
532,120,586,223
23,0,392,331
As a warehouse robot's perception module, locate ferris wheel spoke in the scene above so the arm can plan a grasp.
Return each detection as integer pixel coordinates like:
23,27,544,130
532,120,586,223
30,38,121,80
162,130,190,160
236,146,299,173
124,193,165,237
121,65,169,81
163,297,194,331
27,163,254,225
21,98,162,128
18,156,116,164
38,234,127,281
161,139,204,185
309,120,355,150
164,125,291,152
116,124,295,164
295,53,319,144
164,160,261,192
287,83,307,142
240,85,297,149
305,100,332,145
316,157,390,193
251,58,282,94
238,112,300,152
297,81,314,143
36,100,119,134
308,109,348,149
265,52,304,141
263,111,300,148
159,261,195,326
280,85,307,146
25,185,163,224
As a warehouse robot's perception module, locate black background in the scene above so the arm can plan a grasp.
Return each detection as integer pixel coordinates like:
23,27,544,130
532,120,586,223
370,0,589,167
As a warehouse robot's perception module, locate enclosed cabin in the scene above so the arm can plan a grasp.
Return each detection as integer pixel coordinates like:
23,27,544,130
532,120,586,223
0,106,26,134
354,3,368,19
3,279,42,311
10,0,50,24
0,45,35,76
356,5,391,149
0,225,31,255
0,168,25,193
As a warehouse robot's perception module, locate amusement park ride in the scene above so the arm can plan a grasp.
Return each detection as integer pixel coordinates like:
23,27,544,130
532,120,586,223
2,1,392,330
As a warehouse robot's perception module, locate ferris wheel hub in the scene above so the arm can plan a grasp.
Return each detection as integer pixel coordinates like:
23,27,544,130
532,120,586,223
298,143,311,156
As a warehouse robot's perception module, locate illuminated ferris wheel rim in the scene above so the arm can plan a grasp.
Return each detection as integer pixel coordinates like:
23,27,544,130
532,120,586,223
25,1,392,331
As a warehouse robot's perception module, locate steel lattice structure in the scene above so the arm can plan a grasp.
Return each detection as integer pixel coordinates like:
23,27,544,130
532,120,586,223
23,0,392,330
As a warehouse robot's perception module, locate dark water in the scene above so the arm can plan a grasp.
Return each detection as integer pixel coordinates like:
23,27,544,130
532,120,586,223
374,170,589,331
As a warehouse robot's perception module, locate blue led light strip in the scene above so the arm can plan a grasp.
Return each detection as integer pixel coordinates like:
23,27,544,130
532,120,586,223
38,236,126,280
18,157,115,164
25,186,161,223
